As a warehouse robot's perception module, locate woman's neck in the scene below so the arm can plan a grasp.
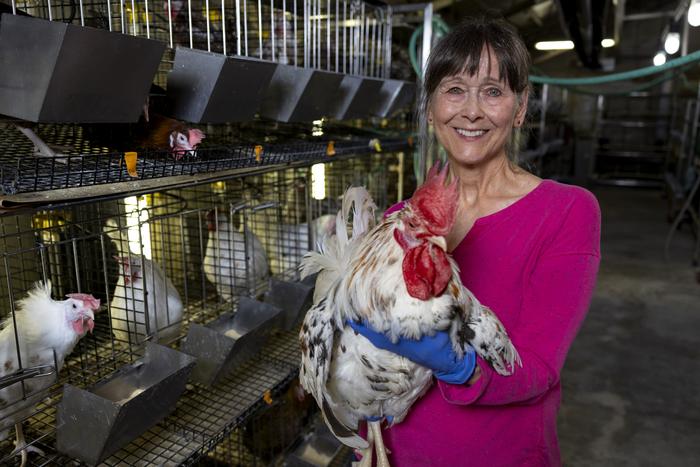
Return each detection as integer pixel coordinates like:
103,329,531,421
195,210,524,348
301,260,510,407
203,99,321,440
450,154,522,207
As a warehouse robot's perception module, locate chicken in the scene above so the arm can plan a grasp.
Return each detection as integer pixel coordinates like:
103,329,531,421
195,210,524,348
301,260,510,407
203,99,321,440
203,210,269,301
0,281,98,466
110,255,183,344
248,209,337,276
298,163,521,466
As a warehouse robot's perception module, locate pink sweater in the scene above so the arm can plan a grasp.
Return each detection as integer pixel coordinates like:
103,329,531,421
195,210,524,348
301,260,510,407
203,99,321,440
380,179,601,466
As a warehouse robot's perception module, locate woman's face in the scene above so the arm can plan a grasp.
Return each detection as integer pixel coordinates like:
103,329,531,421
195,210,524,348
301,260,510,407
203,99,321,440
428,47,527,167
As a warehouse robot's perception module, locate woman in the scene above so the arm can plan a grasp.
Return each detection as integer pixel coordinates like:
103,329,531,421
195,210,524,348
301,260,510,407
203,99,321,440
352,17,601,466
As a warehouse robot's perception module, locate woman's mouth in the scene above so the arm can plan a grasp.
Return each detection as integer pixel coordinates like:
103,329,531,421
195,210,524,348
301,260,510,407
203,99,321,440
455,128,488,138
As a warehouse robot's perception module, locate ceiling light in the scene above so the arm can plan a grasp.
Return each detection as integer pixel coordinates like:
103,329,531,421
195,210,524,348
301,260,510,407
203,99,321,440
534,40,574,51
664,32,680,54
689,0,700,27
653,51,667,66
601,38,615,48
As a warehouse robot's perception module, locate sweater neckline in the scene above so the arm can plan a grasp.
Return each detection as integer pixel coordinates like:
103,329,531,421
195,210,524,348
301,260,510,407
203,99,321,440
452,179,552,251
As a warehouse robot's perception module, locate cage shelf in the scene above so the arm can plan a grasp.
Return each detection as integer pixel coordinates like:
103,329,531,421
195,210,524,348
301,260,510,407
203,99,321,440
0,123,411,200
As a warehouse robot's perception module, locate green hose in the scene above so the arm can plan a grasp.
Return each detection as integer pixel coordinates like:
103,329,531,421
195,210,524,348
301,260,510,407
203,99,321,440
408,18,700,89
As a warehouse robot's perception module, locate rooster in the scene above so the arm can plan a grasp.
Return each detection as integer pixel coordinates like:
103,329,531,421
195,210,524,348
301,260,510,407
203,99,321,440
0,281,98,467
203,210,269,301
299,163,521,466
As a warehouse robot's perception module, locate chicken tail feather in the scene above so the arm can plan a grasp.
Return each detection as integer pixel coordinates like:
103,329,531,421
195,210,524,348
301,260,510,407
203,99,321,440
321,398,369,449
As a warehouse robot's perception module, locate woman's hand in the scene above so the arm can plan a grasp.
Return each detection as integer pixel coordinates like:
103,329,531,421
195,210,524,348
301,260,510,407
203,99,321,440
347,321,477,385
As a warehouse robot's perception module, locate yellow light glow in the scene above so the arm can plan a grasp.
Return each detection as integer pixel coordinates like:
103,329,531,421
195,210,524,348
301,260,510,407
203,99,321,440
125,196,152,259
534,40,574,51
211,181,226,194
653,51,667,66
601,38,615,48
311,164,326,200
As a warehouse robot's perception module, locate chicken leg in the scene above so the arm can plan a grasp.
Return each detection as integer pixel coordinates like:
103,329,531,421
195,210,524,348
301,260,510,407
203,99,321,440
369,420,390,467
13,422,44,467
15,124,69,164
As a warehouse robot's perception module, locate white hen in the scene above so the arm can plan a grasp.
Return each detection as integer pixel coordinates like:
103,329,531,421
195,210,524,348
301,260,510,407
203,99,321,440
0,281,98,466
203,210,269,301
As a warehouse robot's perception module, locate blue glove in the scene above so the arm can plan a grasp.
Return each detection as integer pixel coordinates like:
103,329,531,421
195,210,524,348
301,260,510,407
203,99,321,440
347,321,476,385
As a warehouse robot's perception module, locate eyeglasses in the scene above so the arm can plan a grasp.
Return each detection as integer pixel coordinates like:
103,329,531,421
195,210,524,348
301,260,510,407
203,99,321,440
438,84,513,107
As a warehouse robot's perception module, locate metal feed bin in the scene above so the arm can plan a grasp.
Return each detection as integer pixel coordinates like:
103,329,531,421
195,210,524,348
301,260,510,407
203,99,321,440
0,14,165,122
56,343,196,465
264,278,314,330
167,48,278,123
373,79,417,118
181,297,284,386
333,75,385,120
259,65,344,122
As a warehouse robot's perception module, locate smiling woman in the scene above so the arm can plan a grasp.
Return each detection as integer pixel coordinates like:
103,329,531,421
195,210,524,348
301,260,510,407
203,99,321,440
351,16,602,467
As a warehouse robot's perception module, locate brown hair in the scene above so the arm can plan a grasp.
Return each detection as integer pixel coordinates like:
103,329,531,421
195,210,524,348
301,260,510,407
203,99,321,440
417,16,531,175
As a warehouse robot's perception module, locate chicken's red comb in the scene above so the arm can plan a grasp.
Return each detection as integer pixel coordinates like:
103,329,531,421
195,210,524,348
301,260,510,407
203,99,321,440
408,161,459,236
66,293,101,311
188,129,205,147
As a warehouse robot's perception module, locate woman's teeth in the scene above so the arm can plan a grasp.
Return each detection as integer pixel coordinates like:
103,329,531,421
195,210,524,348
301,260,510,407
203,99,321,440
456,128,486,137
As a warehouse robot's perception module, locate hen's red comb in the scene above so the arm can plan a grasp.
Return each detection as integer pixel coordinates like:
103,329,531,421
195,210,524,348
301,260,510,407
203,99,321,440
66,293,101,311
408,162,459,236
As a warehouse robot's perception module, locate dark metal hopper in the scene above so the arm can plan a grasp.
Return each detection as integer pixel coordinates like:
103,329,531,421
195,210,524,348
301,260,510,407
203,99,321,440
167,48,278,123
264,278,314,330
333,75,384,120
0,14,165,123
373,80,417,118
56,343,196,465
181,297,284,386
259,65,343,122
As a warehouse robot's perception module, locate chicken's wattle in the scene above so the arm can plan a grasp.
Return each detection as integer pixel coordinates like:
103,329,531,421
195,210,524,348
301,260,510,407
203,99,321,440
402,242,452,300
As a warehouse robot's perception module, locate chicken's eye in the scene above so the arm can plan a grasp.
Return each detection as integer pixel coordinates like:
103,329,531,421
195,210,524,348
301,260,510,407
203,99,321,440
177,133,188,144
72,303,76,309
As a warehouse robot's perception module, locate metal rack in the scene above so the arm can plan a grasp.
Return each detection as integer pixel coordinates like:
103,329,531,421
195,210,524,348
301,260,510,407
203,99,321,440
4,0,392,79
592,91,673,187
0,121,410,197
0,151,399,465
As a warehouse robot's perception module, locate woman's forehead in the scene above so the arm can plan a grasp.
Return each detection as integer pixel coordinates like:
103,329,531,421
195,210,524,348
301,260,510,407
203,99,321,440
442,48,505,84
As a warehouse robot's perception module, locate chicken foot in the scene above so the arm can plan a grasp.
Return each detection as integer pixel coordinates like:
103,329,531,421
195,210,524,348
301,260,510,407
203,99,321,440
13,422,45,467
352,420,391,467
15,124,69,164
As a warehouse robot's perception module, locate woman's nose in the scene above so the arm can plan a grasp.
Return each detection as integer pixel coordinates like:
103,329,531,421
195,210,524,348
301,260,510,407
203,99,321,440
460,90,484,121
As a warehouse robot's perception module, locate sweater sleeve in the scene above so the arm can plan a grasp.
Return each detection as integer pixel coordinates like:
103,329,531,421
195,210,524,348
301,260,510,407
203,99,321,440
438,189,601,406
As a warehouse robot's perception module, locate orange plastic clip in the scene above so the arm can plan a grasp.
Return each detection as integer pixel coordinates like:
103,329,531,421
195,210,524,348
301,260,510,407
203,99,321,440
124,152,138,177
263,389,273,405
254,145,263,162
326,140,336,156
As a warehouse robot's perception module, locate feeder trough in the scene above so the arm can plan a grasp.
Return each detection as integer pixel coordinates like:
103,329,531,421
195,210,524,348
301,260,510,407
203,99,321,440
259,65,344,122
333,75,385,120
264,278,314,330
0,14,164,122
167,48,278,123
182,297,284,386
373,79,417,118
56,343,196,465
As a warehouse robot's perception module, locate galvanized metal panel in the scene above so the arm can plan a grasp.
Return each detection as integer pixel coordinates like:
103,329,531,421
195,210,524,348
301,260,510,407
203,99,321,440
0,14,164,123
167,48,278,123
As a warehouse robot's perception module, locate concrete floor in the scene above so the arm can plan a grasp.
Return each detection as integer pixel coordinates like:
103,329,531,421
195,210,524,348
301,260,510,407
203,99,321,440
558,186,700,466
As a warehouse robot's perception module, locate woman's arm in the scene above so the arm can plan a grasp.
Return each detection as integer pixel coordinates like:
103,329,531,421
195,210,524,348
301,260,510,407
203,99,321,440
439,191,601,406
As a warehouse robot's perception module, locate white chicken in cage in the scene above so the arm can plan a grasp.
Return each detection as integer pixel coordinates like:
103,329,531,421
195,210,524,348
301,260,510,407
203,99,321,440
110,255,183,344
103,220,183,344
203,209,270,301
0,281,98,466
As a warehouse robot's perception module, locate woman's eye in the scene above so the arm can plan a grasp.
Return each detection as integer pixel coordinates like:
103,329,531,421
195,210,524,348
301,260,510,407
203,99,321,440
446,87,463,95
484,87,502,97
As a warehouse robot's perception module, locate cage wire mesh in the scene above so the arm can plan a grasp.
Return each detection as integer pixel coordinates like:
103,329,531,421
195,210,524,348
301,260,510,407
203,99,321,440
0,152,397,465
5,0,391,77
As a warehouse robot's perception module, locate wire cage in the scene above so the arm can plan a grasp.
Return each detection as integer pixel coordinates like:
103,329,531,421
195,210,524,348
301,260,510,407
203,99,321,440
0,151,398,465
3,0,392,78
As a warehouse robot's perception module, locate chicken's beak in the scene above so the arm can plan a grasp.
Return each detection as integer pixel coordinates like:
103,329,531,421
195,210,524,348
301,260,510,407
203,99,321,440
428,236,447,251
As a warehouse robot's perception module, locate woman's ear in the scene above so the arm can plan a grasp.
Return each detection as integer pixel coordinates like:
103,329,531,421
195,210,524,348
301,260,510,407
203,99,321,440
514,89,529,127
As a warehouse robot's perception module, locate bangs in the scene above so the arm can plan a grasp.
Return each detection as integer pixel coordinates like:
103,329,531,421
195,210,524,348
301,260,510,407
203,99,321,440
423,17,530,99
